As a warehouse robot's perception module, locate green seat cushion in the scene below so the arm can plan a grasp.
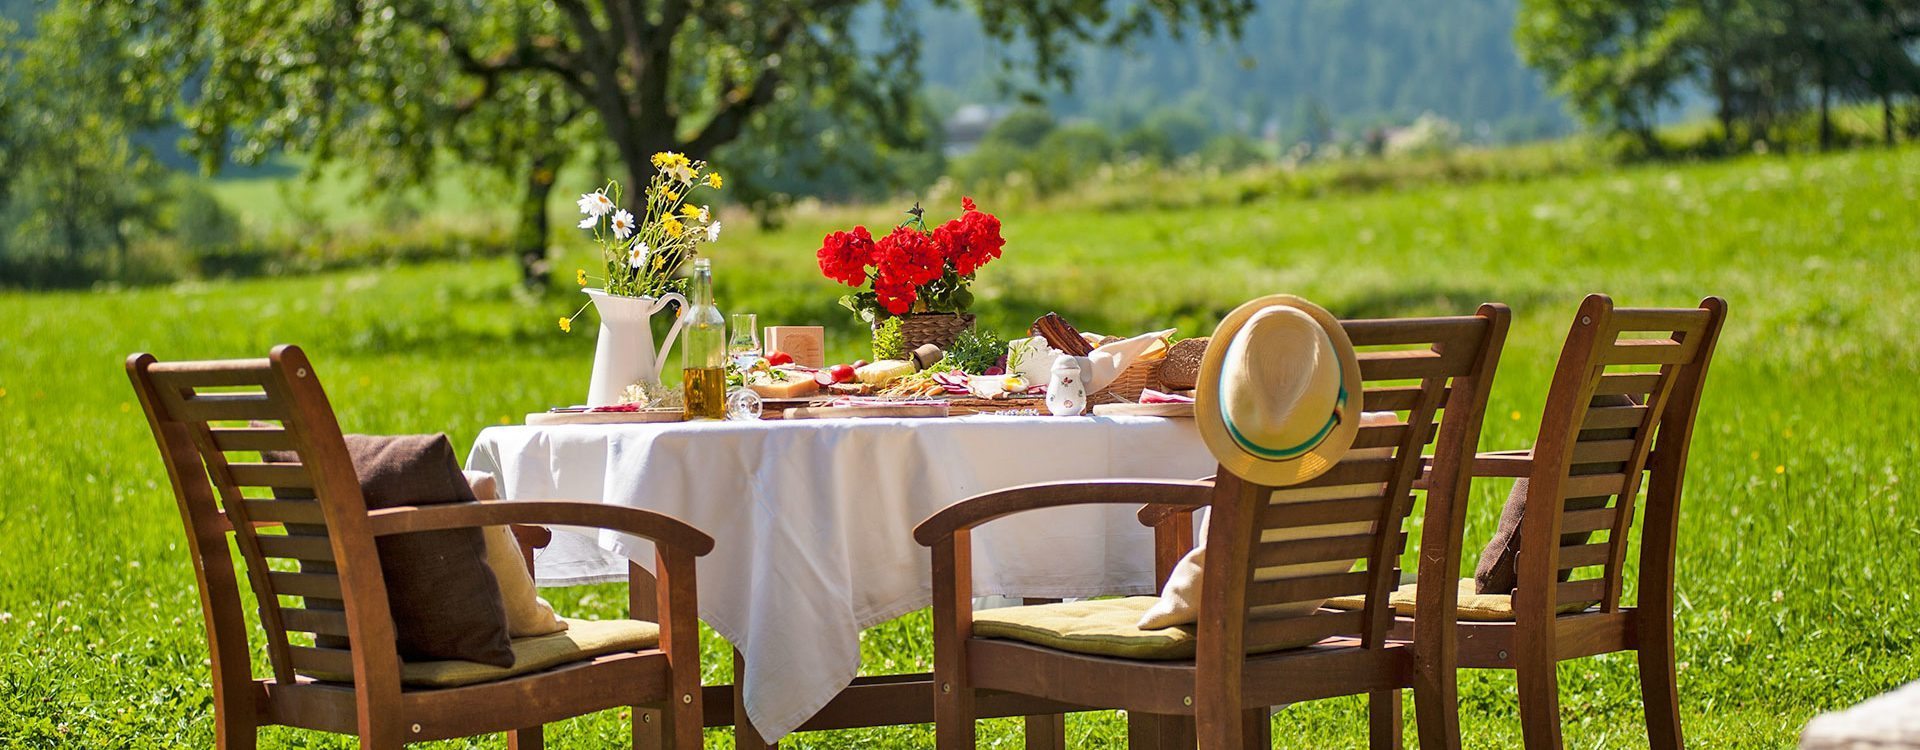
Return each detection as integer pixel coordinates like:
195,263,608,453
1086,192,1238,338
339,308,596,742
972,597,1331,661
307,617,660,688
1323,578,1596,622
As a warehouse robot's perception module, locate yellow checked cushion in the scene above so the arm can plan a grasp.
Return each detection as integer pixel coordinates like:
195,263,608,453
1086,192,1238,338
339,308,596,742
1323,578,1597,622
305,617,660,688
972,597,1329,661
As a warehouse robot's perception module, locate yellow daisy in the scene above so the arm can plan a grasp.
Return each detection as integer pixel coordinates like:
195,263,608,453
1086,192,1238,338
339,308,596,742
706,172,723,189
558,317,572,333
575,269,587,287
662,217,685,236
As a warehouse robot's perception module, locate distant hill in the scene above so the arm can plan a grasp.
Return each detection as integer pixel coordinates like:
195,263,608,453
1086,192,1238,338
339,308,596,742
915,0,1569,143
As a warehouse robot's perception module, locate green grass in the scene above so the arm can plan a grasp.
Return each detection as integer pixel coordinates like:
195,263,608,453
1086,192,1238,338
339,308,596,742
3,145,1917,747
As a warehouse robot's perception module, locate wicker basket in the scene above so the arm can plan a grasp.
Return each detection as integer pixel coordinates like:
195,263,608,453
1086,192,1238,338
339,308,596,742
874,313,974,358
1089,355,1166,405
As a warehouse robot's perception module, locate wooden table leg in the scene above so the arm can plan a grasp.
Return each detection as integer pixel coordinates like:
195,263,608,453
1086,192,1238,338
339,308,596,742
734,649,778,749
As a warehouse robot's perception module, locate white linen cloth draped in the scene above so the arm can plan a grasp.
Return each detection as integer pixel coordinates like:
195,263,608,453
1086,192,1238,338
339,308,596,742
466,415,1213,740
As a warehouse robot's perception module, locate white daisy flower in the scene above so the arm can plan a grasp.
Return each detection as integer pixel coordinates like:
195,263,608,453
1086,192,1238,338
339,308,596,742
668,165,695,184
706,221,722,242
628,242,649,268
610,209,636,240
577,215,597,230
698,205,711,222
577,191,614,217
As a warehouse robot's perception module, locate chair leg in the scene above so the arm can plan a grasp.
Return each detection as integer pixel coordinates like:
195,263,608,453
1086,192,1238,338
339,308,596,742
631,707,663,750
934,681,977,749
1241,707,1272,749
1368,690,1403,750
507,725,544,750
1412,669,1461,750
1516,656,1565,750
1127,713,1196,749
1639,610,1685,750
213,710,257,750
1197,701,1243,748
1024,713,1065,749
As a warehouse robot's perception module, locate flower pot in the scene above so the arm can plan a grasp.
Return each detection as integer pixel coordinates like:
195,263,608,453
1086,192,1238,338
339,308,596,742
874,312,974,358
584,288,688,406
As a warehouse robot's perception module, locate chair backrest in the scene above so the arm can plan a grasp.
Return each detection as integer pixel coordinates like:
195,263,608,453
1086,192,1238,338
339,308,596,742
1518,295,1727,616
1199,304,1510,658
127,345,398,688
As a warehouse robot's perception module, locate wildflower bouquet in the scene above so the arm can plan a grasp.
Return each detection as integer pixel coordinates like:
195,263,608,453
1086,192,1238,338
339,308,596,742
564,152,723,331
816,197,1005,322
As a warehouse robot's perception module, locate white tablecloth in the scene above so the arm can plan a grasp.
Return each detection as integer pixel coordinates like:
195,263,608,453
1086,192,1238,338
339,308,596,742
466,415,1213,739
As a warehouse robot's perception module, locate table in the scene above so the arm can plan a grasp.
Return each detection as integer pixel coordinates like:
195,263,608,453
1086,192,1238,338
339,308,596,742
467,414,1214,741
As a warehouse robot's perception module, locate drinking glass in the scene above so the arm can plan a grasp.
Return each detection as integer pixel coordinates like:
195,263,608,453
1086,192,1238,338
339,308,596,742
729,313,761,368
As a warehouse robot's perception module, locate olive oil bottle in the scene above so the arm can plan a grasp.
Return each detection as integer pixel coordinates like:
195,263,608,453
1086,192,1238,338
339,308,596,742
681,258,728,419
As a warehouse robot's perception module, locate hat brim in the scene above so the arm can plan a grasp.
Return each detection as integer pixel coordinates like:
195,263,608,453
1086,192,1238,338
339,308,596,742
1194,295,1365,487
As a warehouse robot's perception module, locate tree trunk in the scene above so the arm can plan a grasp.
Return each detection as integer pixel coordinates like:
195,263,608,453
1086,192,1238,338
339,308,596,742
1712,65,1737,150
1818,79,1832,152
515,152,559,290
1884,92,1896,146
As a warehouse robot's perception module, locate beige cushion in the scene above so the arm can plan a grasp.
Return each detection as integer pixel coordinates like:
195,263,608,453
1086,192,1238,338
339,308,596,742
1323,578,1598,622
465,471,568,638
1138,412,1399,630
973,597,1329,661
306,617,660,688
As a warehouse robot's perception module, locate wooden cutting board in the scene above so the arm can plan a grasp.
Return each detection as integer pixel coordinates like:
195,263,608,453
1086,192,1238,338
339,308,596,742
782,403,951,420
1091,402,1194,418
526,409,686,426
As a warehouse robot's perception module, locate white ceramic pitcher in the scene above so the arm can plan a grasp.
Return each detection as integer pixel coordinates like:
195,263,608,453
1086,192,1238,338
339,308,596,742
584,288,688,406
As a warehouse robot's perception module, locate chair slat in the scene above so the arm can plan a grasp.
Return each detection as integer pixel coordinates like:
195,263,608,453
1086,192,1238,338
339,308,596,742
1560,506,1619,535
147,364,273,390
1357,350,1451,380
1571,439,1637,464
1606,307,1713,335
282,607,352,637
1251,533,1389,569
1599,338,1698,366
172,392,289,423
1351,423,1413,450
256,534,336,563
1247,570,1372,607
1363,386,1450,413
1593,372,1661,397
1556,578,1608,606
1259,496,1386,530
1583,405,1650,430
1343,317,1483,347
1301,457,1399,488
268,572,344,600
209,427,296,453
227,463,316,490
1244,610,1366,651
1557,542,1611,570
288,645,356,677
1563,472,1629,498
241,499,326,525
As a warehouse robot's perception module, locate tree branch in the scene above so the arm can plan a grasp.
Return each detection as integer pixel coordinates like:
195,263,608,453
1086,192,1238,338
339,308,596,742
683,18,797,155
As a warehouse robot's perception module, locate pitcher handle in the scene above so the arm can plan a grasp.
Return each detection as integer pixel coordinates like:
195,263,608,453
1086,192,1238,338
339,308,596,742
651,292,689,382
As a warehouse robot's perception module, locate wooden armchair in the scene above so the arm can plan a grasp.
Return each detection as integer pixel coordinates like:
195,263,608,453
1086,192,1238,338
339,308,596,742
127,345,710,749
917,304,1511,749
1396,295,1728,749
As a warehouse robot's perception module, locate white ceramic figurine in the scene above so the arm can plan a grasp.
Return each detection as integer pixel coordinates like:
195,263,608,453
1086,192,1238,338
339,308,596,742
1047,355,1089,416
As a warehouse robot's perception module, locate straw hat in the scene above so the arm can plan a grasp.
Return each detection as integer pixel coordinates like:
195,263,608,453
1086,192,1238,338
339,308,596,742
1195,295,1363,486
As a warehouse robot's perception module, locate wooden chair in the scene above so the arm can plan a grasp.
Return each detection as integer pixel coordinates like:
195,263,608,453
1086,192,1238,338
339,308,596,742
1398,295,1727,749
916,304,1511,749
127,345,711,749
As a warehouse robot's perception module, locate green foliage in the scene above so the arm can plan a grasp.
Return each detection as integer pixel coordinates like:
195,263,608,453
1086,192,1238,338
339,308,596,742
871,315,905,361
943,327,1007,374
1,146,1917,746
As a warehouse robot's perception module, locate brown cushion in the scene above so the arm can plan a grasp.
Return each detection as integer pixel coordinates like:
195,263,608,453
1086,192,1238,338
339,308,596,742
268,434,515,668
1473,394,1637,595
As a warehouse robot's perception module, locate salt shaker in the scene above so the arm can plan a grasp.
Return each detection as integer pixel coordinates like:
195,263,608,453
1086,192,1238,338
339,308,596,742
1047,356,1089,416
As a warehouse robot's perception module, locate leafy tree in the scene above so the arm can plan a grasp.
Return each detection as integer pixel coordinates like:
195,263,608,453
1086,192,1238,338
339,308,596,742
1514,0,1692,151
92,0,1252,284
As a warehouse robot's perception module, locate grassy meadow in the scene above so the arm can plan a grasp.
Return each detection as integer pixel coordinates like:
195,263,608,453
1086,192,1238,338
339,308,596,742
2,145,1917,747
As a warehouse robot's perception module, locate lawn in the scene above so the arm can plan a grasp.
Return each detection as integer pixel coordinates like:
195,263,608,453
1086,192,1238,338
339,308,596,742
2,145,1916,748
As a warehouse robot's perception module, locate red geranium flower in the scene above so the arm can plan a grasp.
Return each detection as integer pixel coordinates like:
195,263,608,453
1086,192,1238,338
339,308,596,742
874,225,944,287
817,226,876,286
937,199,1003,276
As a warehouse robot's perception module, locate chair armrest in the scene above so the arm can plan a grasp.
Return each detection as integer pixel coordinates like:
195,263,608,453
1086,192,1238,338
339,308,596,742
1472,450,1534,478
914,479,1213,547
366,500,715,556
1136,502,1205,528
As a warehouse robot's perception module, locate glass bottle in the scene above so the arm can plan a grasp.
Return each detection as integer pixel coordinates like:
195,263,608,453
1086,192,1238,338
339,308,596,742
681,258,728,419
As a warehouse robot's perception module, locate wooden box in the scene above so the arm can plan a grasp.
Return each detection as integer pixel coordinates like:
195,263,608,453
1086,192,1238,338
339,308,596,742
764,326,826,368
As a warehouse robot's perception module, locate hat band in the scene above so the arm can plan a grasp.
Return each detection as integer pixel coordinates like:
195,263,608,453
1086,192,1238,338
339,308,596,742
1221,383,1347,460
